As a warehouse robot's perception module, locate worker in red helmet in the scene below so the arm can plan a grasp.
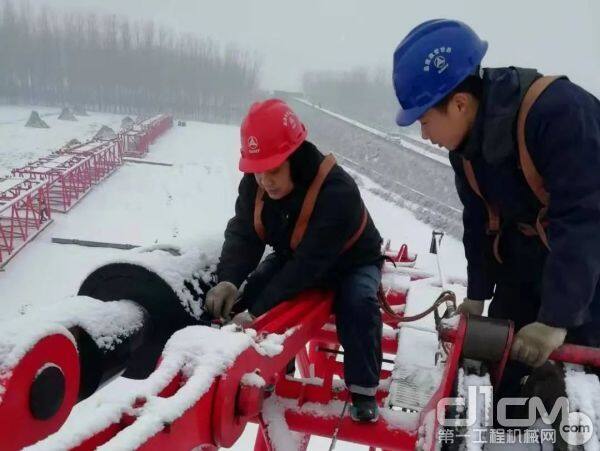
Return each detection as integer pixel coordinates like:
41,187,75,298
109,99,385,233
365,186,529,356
205,98,384,422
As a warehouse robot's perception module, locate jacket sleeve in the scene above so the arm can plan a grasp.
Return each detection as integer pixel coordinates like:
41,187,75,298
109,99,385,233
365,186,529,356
529,98,600,328
248,178,365,316
450,154,496,301
216,176,265,288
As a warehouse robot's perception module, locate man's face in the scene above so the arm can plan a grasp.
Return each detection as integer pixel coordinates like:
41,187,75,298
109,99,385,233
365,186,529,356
254,160,294,199
418,93,476,151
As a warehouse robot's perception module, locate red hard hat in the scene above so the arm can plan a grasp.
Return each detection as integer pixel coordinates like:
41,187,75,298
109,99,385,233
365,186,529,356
239,99,307,173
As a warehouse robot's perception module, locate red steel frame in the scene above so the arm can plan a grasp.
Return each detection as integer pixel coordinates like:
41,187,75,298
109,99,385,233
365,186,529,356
121,130,144,158
12,153,94,213
0,286,462,451
0,112,172,268
3,275,600,449
60,140,123,184
120,114,173,158
0,177,52,266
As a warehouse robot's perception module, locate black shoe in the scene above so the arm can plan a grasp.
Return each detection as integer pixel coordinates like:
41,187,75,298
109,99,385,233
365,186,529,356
350,393,379,423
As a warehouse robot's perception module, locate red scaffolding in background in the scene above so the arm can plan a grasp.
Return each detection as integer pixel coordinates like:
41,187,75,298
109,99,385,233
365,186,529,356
121,114,173,158
0,177,52,266
2,113,173,267
12,153,94,213
59,139,123,184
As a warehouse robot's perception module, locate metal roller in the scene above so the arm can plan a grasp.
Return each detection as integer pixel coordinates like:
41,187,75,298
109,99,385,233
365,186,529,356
78,261,214,382
461,315,512,363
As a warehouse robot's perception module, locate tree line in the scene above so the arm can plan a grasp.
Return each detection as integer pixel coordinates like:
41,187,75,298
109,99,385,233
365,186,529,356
0,1,262,123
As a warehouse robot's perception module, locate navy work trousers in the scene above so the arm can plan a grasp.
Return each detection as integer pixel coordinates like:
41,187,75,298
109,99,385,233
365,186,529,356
242,254,383,395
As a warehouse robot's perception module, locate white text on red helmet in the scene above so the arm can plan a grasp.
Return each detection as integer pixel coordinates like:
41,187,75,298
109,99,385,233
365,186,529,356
282,111,298,129
248,136,260,154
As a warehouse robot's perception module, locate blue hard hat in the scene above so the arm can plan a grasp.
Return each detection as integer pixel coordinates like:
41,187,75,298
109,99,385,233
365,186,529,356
393,19,488,126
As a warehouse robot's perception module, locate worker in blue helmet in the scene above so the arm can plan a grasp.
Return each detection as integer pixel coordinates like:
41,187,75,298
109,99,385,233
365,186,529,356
392,19,600,396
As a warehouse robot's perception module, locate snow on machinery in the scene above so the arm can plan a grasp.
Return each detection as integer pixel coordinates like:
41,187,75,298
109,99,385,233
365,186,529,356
1,240,599,450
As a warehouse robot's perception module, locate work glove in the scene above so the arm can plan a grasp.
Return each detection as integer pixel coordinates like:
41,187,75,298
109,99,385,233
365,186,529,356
456,298,484,316
511,322,567,368
205,281,238,320
232,310,255,328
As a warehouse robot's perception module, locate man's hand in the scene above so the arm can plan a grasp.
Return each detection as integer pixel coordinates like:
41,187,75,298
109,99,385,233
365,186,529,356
232,310,255,327
456,298,485,316
205,281,238,320
511,322,567,368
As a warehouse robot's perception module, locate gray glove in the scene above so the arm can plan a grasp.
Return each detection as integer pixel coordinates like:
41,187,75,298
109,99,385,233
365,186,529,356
205,281,238,320
456,298,484,316
232,310,255,327
511,322,567,368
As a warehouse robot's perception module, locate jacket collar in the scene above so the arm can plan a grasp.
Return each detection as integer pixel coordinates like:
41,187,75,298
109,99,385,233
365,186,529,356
457,67,541,163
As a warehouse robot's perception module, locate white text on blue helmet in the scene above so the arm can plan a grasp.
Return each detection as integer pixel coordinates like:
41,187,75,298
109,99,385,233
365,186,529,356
424,47,452,73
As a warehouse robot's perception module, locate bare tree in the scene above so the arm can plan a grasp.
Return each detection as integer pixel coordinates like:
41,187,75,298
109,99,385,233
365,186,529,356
0,0,261,123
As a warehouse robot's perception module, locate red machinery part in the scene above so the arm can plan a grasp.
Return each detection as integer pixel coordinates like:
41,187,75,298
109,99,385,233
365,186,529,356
550,343,600,367
385,243,417,265
457,315,600,386
0,333,80,451
27,293,336,450
212,290,334,448
0,286,468,450
13,297,600,451
6,234,600,450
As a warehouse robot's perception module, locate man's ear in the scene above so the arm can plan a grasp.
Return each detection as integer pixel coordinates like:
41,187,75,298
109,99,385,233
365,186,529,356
452,92,470,114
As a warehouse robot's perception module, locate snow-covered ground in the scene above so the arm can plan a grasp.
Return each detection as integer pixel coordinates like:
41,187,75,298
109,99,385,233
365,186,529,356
0,118,242,318
0,105,124,178
0,108,467,320
0,106,469,449
294,97,450,167
289,98,463,238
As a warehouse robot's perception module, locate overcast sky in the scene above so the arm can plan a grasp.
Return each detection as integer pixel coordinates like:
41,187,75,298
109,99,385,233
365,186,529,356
30,0,600,95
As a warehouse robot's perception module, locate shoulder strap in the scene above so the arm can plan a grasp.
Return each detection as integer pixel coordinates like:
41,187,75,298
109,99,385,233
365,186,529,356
255,153,367,253
462,159,500,233
516,75,560,207
462,158,503,262
290,154,337,250
254,186,266,241
341,204,368,253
